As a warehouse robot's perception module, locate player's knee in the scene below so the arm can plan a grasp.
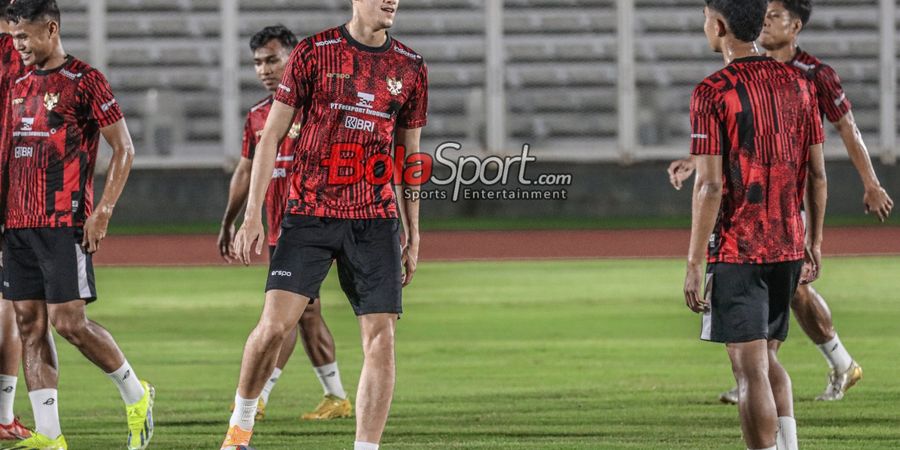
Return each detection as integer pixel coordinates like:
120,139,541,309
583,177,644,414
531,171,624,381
50,315,87,341
361,325,395,355
255,320,291,346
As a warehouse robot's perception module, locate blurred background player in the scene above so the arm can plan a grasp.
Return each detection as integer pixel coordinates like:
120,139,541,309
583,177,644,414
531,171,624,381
669,0,893,404
0,0,33,440
682,0,827,449
218,25,351,421
2,1,154,448
221,0,427,448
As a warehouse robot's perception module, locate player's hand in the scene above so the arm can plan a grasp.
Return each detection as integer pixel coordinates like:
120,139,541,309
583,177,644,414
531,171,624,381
82,209,111,254
683,263,707,313
233,218,264,266
217,223,237,263
401,233,419,287
800,245,822,285
864,186,894,222
667,158,695,190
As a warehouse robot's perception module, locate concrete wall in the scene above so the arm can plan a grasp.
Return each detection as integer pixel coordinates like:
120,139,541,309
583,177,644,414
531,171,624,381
102,161,900,225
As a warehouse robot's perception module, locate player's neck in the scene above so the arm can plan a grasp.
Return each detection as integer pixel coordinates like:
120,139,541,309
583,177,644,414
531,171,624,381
345,17,388,48
34,43,67,71
766,41,799,63
720,39,762,65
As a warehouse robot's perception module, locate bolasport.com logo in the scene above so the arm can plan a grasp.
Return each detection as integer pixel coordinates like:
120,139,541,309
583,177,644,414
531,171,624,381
321,141,572,202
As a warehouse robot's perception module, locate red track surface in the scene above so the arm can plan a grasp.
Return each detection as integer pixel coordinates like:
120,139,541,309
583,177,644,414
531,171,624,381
94,227,900,266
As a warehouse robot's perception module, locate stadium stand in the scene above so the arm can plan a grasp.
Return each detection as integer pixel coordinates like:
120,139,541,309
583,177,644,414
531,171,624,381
56,0,889,162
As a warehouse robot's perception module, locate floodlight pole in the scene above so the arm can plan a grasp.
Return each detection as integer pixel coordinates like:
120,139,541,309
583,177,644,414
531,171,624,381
221,0,241,166
88,0,107,72
616,0,637,164
485,0,507,155
879,0,896,165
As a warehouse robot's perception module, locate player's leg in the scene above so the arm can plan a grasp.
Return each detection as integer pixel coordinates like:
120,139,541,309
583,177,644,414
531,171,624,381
0,297,32,440
222,214,337,448
299,299,351,420
336,218,404,449
792,284,861,401
727,340,778,450
767,341,797,450
249,323,298,420
355,313,397,445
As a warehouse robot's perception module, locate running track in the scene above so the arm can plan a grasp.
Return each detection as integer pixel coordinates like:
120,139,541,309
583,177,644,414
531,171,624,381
94,227,900,266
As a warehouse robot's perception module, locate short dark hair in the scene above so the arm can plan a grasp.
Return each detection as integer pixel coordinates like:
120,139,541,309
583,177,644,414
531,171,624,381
773,0,812,26
249,25,298,52
5,0,60,26
705,0,767,42
0,1,11,17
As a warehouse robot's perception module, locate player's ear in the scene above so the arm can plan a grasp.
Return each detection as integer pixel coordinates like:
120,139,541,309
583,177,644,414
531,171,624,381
792,17,803,35
47,19,59,39
715,18,728,38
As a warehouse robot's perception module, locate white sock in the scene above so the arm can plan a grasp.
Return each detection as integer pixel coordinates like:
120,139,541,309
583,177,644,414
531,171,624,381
0,375,16,424
314,362,347,399
354,442,379,450
260,368,282,404
816,334,853,373
229,393,258,430
776,416,798,450
28,389,61,439
106,361,145,405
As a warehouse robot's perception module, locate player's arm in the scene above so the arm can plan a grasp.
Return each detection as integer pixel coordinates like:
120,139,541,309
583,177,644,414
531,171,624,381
83,119,135,253
218,157,253,263
803,143,827,284
832,111,893,221
684,154,722,313
667,158,695,190
397,127,422,287
233,101,295,265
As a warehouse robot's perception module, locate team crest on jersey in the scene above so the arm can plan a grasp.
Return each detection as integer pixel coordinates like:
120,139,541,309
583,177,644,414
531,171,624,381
387,77,403,96
43,92,60,111
288,121,302,139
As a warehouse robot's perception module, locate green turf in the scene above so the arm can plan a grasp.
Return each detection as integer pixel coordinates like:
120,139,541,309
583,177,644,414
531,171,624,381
5,258,899,449
108,213,900,235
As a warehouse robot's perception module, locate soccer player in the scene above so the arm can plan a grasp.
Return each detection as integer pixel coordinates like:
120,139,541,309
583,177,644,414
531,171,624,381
0,0,34,440
2,1,154,449
218,25,351,421
220,0,427,448
683,1,827,449
670,0,891,403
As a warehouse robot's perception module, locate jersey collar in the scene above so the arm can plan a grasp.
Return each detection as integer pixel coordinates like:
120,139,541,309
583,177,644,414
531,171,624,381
339,25,392,53
33,54,73,76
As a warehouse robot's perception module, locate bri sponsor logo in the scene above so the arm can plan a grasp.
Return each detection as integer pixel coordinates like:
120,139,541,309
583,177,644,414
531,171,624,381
14,146,33,158
344,115,375,132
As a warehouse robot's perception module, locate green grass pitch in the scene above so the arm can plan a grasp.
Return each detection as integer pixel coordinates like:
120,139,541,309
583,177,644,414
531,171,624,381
5,257,899,449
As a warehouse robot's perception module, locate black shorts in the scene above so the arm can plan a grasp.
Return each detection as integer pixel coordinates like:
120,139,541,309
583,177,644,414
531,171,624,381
2,228,97,304
700,261,803,344
265,215,402,316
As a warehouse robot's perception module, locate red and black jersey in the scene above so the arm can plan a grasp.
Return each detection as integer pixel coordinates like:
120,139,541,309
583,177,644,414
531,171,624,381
242,95,302,246
690,56,825,264
4,56,124,229
274,25,428,219
789,48,852,123
1,34,27,217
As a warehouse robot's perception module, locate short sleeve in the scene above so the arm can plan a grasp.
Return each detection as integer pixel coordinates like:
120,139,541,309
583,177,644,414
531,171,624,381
813,64,851,123
689,83,722,156
273,39,316,109
397,62,428,129
81,70,123,128
241,114,256,160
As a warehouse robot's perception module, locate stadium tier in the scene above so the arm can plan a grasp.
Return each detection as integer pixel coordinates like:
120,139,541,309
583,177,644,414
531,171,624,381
56,0,893,162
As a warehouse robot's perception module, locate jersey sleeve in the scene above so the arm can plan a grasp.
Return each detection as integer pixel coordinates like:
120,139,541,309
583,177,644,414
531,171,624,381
689,82,722,156
813,64,852,123
241,113,256,160
80,69,124,128
273,39,316,109
397,61,428,129
807,82,826,147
